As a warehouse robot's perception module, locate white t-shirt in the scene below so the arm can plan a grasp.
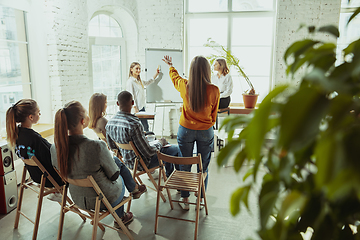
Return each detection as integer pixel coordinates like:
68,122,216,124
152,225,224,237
126,76,155,110
211,74,233,98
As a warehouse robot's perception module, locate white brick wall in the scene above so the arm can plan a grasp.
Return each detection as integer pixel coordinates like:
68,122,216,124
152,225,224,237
273,0,341,89
44,0,90,114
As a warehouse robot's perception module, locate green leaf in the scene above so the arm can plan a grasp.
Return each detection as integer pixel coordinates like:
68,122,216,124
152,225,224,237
233,148,247,172
243,167,254,181
284,40,320,65
278,190,307,222
230,185,251,216
246,85,288,160
279,87,329,151
317,25,339,38
347,6,360,25
259,180,280,228
216,139,243,166
314,132,343,188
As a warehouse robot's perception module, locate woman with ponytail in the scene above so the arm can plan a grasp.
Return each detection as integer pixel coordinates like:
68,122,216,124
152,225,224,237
5,99,63,200
50,101,134,226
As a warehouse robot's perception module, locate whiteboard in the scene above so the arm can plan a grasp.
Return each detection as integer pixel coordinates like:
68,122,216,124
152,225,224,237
145,48,184,103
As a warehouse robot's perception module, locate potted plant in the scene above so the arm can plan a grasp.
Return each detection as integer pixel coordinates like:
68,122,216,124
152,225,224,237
204,38,258,108
217,7,360,240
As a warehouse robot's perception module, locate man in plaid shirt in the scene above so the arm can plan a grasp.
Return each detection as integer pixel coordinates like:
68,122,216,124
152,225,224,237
106,91,180,176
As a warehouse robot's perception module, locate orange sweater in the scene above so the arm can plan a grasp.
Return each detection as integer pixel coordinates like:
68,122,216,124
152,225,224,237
169,67,220,130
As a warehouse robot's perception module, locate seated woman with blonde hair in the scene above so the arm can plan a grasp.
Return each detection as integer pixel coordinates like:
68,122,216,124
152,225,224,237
88,93,146,199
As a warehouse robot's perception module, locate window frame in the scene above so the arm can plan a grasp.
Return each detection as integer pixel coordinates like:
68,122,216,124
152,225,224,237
184,0,277,104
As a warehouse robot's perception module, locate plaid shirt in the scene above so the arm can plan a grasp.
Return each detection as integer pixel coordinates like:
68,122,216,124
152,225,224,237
105,111,162,170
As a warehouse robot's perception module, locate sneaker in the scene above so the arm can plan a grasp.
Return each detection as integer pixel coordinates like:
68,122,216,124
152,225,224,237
195,198,204,211
178,198,190,211
131,185,147,199
148,170,159,180
114,212,134,227
47,192,62,203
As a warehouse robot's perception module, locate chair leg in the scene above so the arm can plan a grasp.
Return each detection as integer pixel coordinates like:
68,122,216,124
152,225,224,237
154,189,161,234
201,181,209,215
126,198,132,213
92,198,101,240
147,170,166,202
194,190,202,240
14,167,27,229
57,185,69,240
65,196,86,221
32,176,46,240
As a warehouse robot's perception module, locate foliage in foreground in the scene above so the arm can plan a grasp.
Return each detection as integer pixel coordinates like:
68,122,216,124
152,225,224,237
217,8,360,240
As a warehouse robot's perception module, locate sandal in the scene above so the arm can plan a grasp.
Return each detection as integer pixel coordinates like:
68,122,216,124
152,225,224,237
131,185,147,199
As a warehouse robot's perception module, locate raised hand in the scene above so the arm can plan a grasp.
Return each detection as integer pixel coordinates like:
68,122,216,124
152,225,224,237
162,55,173,67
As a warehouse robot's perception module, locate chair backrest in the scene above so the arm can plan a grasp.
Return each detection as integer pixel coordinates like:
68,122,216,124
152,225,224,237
65,176,94,188
116,141,141,155
157,151,203,172
22,156,63,191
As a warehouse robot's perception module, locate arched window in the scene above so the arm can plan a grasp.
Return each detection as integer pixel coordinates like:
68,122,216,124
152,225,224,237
88,14,126,116
89,14,123,37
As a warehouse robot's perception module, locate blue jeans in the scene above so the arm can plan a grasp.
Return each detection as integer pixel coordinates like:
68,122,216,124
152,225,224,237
114,157,136,192
139,107,149,132
177,125,214,198
110,175,126,218
147,145,181,177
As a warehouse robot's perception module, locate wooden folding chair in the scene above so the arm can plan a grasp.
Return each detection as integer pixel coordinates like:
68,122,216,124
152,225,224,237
57,175,134,240
155,152,208,240
116,141,167,213
14,156,85,240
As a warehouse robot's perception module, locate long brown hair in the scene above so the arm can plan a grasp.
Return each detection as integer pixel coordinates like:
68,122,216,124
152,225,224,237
216,58,230,76
129,62,144,88
54,101,86,178
88,93,106,129
188,56,211,112
6,99,38,148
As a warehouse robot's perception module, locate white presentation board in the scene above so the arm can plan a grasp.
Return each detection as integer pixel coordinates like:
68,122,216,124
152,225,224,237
145,48,184,103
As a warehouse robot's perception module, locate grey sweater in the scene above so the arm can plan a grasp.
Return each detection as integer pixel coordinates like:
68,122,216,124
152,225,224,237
50,135,123,210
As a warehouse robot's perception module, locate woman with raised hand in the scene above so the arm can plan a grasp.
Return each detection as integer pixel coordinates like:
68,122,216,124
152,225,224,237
6,99,63,201
126,62,159,132
211,58,233,109
163,55,220,210
51,101,136,227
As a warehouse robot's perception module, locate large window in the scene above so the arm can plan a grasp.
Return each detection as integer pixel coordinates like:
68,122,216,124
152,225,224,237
336,0,360,65
88,14,126,116
185,0,276,103
0,6,30,137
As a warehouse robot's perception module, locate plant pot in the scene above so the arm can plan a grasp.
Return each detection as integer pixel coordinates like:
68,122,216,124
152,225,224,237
243,94,259,108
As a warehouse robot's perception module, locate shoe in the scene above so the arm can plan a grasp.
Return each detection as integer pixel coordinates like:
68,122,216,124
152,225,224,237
114,212,134,227
178,198,189,211
47,192,62,203
195,198,204,210
131,185,147,199
148,170,159,180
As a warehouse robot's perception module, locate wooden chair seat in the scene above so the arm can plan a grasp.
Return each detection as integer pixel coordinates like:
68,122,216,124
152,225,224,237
57,175,134,240
155,152,208,240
